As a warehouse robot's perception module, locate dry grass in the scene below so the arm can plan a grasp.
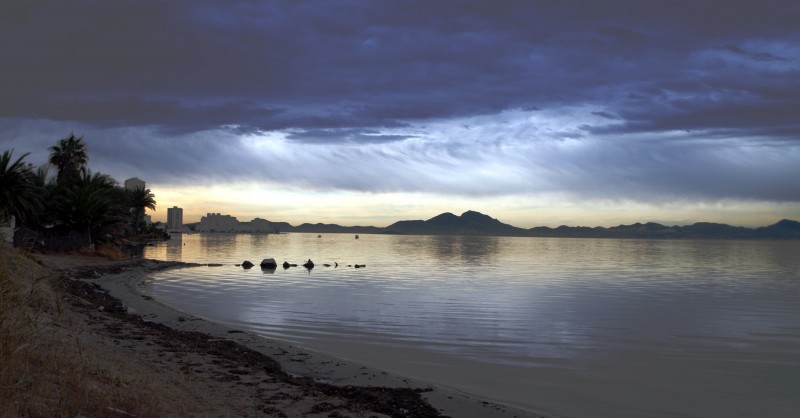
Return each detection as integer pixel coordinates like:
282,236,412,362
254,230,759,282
0,244,161,417
0,244,446,418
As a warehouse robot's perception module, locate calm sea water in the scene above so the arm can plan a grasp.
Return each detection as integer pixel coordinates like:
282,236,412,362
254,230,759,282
142,233,800,418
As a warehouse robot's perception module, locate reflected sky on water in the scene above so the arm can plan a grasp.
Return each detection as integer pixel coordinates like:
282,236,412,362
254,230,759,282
144,233,800,417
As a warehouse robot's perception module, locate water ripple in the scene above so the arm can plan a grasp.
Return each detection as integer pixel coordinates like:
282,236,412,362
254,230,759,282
144,233,800,418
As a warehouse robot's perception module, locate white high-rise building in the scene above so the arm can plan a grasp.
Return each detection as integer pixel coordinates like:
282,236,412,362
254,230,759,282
167,206,183,229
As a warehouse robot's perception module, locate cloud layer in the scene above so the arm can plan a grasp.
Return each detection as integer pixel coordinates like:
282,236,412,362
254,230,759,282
1,0,799,222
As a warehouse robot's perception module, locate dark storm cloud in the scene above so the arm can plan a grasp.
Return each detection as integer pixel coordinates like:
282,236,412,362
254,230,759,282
1,0,799,204
538,136,800,202
2,0,795,137
0,97,285,135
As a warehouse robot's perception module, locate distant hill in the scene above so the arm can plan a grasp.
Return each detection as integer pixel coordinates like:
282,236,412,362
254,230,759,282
526,219,800,239
755,219,800,239
288,223,384,234
186,212,800,239
385,210,527,236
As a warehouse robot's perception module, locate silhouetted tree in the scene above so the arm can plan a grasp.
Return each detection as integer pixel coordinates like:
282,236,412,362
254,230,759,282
48,133,88,186
21,164,59,227
127,185,156,233
0,149,42,224
52,169,126,246
4,136,162,249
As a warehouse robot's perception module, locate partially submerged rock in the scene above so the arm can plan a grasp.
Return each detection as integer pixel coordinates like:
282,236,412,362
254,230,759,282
260,258,278,269
241,260,254,269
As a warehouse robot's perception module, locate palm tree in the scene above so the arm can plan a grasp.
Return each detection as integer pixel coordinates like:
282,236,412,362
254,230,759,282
0,149,42,224
127,186,156,233
48,133,88,186
53,169,126,246
23,165,58,226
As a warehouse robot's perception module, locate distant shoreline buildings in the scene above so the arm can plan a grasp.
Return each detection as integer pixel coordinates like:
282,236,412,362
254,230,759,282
195,213,278,233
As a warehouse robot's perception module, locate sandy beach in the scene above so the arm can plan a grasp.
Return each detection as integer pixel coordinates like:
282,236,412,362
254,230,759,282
27,253,539,418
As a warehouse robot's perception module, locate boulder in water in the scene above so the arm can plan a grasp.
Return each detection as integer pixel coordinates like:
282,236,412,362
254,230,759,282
302,259,315,269
242,260,254,269
260,258,278,268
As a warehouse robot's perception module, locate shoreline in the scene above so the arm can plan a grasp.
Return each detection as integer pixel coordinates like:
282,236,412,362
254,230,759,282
40,254,539,418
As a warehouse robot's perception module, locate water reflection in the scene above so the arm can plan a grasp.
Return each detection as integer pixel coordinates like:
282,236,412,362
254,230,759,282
390,234,502,264
166,234,183,260
144,233,800,418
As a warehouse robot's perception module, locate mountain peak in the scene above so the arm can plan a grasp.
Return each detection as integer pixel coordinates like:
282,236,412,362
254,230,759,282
461,210,484,216
460,210,491,219
766,219,800,230
428,212,459,221
460,210,503,225
383,210,524,235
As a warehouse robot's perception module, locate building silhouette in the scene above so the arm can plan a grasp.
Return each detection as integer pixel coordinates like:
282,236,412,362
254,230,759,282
197,213,276,233
124,177,146,191
167,206,183,229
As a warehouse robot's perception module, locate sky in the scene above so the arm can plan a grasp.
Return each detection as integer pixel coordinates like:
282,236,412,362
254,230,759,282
1,0,799,228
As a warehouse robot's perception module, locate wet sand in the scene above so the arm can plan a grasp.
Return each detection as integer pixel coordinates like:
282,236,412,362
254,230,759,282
39,254,540,417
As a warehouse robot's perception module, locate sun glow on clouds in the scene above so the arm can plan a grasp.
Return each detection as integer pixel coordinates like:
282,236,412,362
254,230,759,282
139,106,800,228
4,107,798,228
152,181,799,229
180,106,794,227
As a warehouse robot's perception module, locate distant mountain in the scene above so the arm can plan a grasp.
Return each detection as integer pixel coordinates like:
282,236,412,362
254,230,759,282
267,221,295,232
529,225,607,238
288,222,384,234
187,211,800,239
385,211,527,236
460,210,526,234
674,222,752,238
526,219,800,239
755,219,800,239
